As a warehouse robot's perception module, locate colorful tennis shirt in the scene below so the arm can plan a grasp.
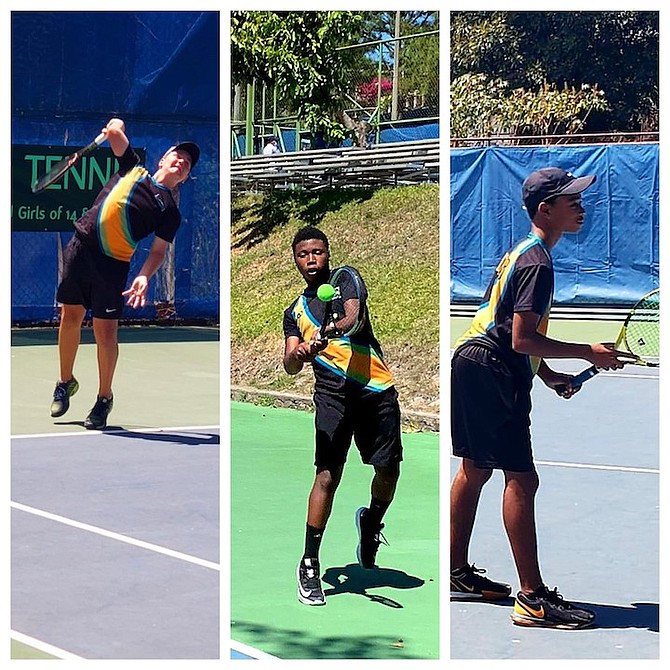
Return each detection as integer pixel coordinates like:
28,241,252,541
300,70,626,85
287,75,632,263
283,267,395,394
74,145,181,262
454,232,554,381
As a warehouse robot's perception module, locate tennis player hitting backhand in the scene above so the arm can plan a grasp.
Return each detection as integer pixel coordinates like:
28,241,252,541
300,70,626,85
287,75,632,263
450,167,631,629
49,117,200,429
283,226,403,606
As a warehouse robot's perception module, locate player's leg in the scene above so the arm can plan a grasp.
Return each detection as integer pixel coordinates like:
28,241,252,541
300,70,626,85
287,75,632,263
450,458,492,570
84,255,127,429
92,316,118,399
58,303,86,381
50,303,85,417
449,344,513,599
306,465,345,536
503,468,596,629
297,393,351,606
51,235,89,418
354,387,403,569
84,316,118,429
502,469,542,592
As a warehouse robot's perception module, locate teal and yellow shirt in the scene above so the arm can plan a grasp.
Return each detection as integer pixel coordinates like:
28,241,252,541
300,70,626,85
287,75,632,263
283,269,394,394
454,233,554,380
75,146,181,262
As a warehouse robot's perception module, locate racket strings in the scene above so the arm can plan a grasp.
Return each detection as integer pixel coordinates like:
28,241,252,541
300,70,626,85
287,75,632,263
625,293,660,361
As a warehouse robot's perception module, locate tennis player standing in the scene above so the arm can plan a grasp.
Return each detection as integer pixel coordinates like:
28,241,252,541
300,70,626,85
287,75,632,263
283,226,403,606
450,167,629,628
49,117,200,429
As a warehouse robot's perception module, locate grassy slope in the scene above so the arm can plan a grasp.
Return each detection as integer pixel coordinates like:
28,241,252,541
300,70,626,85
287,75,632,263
230,185,439,416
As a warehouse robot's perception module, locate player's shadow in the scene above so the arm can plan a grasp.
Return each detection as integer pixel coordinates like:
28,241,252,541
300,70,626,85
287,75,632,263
583,601,658,631
321,563,425,608
51,422,219,446
452,599,658,632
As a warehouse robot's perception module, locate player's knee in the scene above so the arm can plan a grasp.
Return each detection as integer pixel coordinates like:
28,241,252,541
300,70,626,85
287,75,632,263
461,459,493,486
314,467,342,494
374,463,400,485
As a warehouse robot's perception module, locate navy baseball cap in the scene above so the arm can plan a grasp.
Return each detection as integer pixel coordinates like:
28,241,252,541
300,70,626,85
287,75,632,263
169,142,200,169
522,167,596,216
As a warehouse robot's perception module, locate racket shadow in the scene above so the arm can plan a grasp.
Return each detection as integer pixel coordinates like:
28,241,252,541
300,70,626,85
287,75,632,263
321,563,425,608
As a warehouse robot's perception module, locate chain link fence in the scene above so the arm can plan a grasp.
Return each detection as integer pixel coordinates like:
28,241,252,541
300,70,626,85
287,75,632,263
231,30,439,154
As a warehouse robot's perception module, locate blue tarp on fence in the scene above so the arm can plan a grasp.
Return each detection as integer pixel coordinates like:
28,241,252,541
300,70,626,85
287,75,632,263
450,143,659,305
11,11,219,324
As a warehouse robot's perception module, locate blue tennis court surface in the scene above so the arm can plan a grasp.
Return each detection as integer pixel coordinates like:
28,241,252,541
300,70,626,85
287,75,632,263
450,362,659,659
12,426,219,659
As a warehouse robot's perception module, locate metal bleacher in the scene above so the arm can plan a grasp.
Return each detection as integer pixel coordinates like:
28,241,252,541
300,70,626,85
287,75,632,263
230,138,440,193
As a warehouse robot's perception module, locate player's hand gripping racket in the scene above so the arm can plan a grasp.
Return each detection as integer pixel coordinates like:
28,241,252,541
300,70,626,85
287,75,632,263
31,131,107,193
316,266,366,339
556,288,659,394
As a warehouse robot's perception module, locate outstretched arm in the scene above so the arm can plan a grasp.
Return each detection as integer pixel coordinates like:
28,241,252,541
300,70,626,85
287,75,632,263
122,236,169,309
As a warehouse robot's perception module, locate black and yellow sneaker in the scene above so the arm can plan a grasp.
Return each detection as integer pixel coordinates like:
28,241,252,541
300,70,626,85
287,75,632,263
50,378,79,417
84,395,113,430
451,564,512,600
511,585,596,629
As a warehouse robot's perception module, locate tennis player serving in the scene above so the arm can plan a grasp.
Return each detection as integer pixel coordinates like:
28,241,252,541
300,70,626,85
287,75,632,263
450,167,631,629
283,226,403,606
49,117,200,429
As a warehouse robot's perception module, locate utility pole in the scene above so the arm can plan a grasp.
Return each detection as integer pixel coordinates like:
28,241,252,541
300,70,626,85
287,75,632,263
391,10,401,121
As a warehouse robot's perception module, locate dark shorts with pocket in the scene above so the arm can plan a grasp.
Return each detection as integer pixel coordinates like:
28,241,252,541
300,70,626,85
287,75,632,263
314,385,403,472
451,342,534,472
56,234,130,320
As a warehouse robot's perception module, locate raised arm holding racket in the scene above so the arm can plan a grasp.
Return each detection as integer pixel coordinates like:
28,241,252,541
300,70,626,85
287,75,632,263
282,226,402,607
46,117,200,430
450,167,633,630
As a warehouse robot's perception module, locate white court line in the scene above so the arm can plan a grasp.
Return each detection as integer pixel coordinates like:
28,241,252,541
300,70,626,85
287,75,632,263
535,459,659,475
450,454,658,475
230,640,281,660
11,630,84,660
11,424,219,440
11,501,220,571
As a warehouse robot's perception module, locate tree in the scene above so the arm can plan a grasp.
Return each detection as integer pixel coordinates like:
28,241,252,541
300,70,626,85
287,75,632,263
231,11,364,143
451,11,658,136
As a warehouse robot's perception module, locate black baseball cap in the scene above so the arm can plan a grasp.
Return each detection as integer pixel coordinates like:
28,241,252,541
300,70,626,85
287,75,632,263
522,167,596,217
169,141,200,169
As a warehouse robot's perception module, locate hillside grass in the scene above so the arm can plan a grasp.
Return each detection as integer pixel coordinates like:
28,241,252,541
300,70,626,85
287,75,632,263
230,184,440,415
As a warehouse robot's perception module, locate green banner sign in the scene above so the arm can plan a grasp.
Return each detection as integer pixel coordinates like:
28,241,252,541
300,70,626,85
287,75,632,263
11,144,146,232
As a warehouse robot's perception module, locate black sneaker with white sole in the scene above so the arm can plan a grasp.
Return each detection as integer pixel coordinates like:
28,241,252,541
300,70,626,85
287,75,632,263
84,395,113,430
297,557,326,606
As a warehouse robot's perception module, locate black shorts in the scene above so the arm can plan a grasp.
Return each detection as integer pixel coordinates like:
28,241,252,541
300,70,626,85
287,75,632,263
451,343,534,472
56,234,130,320
313,386,403,472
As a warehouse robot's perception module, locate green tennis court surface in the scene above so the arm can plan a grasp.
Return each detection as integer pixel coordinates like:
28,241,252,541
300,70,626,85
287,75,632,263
231,401,439,659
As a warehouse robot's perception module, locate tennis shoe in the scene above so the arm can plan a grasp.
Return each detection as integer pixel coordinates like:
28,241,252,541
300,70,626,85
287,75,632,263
450,563,512,600
355,507,388,569
84,395,113,430
50,377,79,417
511,585,596,629
297,557,326,606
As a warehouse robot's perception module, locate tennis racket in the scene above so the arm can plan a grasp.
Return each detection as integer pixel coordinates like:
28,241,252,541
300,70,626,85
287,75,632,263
556,288,659,394
32,131,107,193
316,266,367,339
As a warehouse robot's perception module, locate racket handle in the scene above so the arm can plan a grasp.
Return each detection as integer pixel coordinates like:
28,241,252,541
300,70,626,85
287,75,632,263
80,132,108,155
554,365,600,395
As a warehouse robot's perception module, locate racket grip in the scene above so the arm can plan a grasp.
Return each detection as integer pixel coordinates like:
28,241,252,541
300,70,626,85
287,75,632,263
554,365,599,396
